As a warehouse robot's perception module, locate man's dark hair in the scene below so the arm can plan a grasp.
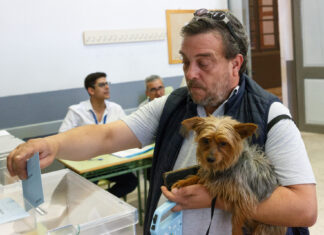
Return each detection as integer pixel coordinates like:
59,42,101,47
84,72,106,90
181,11,249,75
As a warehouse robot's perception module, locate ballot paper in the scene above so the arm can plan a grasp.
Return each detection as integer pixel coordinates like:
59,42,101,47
0,198,29,225
112,144,154,158
22,153,44,209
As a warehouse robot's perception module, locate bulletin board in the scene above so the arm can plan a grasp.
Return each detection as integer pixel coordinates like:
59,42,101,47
165,9,227,64
166,10,195,64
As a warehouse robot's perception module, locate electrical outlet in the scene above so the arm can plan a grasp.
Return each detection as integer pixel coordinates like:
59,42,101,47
83,28,166,45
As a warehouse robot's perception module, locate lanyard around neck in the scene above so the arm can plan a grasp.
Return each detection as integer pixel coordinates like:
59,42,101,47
89,110,107,124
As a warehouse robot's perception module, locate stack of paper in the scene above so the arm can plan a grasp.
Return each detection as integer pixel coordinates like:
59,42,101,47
0,198,30,224
112,144,154,158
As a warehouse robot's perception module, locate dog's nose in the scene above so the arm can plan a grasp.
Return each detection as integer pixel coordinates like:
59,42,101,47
207,156,215,163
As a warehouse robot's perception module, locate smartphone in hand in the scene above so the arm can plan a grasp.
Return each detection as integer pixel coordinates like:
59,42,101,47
163,165,199,190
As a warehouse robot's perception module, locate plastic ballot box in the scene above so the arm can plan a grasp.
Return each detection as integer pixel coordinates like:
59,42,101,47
0,156,19,186
0,131,24,156
0,169,138,234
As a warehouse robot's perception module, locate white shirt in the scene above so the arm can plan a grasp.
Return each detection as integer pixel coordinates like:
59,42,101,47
59,99,125,132
139,98,150,108
122,93,315,234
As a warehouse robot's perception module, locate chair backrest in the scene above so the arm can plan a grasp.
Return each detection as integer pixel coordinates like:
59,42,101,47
164,86,174,95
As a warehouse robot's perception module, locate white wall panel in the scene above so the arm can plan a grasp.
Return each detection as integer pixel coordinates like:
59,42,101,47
0,0,227,97
301,0,324,67
304,79,324,125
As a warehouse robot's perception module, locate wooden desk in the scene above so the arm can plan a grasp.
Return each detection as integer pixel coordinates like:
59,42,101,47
58,149,153,225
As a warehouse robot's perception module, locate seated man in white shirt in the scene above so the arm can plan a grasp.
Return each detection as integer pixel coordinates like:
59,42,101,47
139,75,165,108
59,72,137,198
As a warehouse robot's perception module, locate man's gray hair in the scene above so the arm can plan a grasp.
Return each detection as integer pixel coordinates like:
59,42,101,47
145,75,162,84
181,11,249,75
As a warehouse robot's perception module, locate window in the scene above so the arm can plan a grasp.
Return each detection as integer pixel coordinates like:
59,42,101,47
249,0,280,51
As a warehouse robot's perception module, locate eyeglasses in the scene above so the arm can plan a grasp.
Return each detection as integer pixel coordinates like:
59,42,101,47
149,86,164,93
95,82,111,88
194,9,244,53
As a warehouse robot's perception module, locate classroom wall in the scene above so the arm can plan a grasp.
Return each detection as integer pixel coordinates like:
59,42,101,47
0,0,227,97
0,0,228,134
1,76,182,129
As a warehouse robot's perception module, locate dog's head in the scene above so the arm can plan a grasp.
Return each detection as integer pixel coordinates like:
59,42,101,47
181,116,257,172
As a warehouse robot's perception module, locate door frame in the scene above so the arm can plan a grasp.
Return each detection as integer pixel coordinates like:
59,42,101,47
292,0,324,133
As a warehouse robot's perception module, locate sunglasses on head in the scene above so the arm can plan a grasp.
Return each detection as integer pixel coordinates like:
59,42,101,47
194,9,244,53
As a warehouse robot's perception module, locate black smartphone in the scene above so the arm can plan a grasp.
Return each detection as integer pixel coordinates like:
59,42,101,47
163,165,199,190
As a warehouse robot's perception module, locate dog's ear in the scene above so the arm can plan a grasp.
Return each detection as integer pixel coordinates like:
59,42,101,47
180,117,204,137
234,123,258,139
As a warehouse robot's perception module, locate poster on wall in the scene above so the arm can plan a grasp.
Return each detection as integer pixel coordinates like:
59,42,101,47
166,10,195,64
166,9,227,64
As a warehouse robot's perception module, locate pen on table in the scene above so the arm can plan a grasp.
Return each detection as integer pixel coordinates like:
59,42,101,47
88,158,104,161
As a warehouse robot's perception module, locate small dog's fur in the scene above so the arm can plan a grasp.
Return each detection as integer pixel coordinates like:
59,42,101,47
172,116,286,235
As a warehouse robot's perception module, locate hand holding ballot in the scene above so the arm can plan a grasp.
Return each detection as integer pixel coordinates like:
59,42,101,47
7,138,59,180
7,120,142,180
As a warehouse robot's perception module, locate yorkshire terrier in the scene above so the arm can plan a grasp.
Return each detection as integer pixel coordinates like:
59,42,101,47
172,116,286,235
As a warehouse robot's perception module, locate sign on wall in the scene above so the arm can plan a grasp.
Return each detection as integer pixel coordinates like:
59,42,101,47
166,10,195,64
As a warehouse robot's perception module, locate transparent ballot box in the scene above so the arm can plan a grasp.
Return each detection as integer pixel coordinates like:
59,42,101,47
0,134,24,156
0,156,19,185
0,169,138,234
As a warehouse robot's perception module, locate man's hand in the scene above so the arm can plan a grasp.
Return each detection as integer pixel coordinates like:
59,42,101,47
161,184,212,212
7,137,58,180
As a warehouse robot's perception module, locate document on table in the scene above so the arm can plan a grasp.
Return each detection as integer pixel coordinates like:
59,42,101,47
112,144,154,158
22,153,44,209
0,198,30,225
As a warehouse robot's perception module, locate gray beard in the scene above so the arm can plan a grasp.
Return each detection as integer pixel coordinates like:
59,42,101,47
188,83,230,108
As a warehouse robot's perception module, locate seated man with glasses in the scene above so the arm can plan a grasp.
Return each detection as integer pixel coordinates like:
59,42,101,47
59,72,137,198
139,75,165,108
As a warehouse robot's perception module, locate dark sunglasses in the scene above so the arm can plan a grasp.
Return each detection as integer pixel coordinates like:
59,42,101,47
194,9,244,53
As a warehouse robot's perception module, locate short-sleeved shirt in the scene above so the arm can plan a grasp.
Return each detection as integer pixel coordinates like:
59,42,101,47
122,93,315,234
59,99,125,132
139,98,150,108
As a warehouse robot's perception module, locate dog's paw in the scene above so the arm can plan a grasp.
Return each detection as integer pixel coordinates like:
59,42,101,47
171,175,200,189
171,179,188,189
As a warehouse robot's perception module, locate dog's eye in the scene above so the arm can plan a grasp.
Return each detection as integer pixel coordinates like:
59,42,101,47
218,141,227,147
201,137,209,145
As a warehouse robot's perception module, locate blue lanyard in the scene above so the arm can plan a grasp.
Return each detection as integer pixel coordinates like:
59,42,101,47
89,110,107,124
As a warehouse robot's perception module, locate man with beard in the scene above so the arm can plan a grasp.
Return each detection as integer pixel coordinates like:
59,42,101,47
7,10,316,235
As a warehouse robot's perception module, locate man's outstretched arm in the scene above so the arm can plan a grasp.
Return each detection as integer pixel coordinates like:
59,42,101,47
7,120,141,179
